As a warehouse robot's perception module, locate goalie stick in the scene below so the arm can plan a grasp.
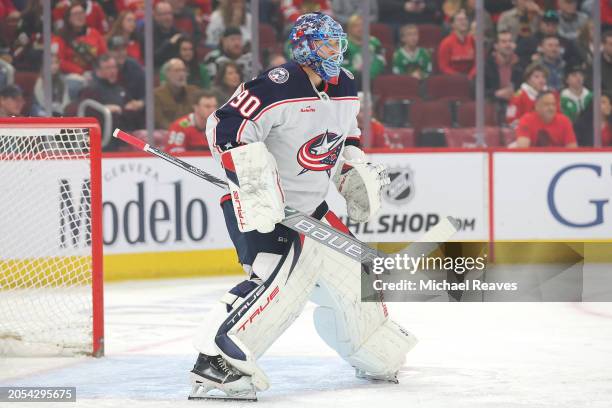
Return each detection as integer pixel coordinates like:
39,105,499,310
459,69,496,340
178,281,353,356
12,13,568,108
113,129,459,266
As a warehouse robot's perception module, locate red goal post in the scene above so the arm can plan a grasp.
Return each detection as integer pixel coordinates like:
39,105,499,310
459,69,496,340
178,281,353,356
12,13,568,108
0,118,104,357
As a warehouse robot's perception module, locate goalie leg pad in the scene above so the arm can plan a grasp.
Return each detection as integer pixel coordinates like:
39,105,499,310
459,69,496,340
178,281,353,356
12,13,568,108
310,210,417,378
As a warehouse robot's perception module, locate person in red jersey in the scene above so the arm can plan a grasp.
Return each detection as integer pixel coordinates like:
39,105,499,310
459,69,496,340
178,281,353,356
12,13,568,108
437,9,476,79
506,62,559,127
165,90,219,153
52,3,107,75
515,90,577,147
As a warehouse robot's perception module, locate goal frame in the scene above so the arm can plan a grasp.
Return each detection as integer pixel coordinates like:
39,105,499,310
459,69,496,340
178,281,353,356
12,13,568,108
0,117,104,357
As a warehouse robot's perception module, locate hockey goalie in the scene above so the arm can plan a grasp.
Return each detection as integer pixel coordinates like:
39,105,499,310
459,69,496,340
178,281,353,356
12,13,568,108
189,13,418,401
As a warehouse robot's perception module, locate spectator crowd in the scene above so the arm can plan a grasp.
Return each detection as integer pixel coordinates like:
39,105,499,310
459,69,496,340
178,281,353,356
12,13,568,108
0,0,610,149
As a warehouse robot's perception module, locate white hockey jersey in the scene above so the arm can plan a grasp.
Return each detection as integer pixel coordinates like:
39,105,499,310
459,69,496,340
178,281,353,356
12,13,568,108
206,61,361,214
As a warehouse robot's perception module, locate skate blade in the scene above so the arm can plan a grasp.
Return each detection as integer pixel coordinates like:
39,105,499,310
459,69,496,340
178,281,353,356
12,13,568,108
188,382,257,401
355,368,399,384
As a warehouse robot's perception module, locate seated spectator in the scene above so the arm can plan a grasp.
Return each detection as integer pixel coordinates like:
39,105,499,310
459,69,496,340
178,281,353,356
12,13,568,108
534,35,565,91
160,37,210,89
115,0,146,21
342,14,385,87
31,54,70,117
444,0,494,46
0,53,15,90
392,24,432,79
206,0,252,47
137,1,183,68
203,27,252,81
557,0,588,42
576,21,594,67
52,3,107,99
332,0,378,25
506,63,552,127
0,0,19,19
515,90,577,147
53,0,109,33
82,54,144,131
107,36,145,102
560,66,591,123
497,0,542,40
0,84,24,117
516,10,582,70
154,58,200,129
378,0,442,25
169,0,202,43
437,9,475,79
212,61,242,105
106,11,143,64
574,93,612,146
485,30,523,102
12,0,44,71
165,90,219,153
281,0,332,24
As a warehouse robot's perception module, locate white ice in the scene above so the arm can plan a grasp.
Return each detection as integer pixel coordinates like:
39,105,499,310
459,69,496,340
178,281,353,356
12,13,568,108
1,275,612,408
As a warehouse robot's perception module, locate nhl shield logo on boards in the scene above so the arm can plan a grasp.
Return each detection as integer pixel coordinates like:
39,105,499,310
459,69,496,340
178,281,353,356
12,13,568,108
268,67,290,84
383,166,414,205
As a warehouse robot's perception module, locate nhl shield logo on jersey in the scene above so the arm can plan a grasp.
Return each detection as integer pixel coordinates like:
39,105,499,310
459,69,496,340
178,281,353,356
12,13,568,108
297,130,343,176
268,67,290,84
383,166,415,205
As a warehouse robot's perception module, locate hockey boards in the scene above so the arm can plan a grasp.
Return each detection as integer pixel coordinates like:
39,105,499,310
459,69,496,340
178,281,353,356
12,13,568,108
113,129,459,266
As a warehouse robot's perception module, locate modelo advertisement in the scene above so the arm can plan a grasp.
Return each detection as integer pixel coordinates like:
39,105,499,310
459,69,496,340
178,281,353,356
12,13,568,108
494,152,612,240
100,152,488,255
101,156,233,254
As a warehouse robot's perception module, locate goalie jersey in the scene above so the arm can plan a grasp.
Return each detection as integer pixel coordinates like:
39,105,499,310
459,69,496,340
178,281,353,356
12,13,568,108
205,61,361,215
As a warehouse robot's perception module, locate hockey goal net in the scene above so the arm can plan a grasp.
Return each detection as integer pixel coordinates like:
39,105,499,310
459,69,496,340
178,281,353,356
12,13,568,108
0,118,103,357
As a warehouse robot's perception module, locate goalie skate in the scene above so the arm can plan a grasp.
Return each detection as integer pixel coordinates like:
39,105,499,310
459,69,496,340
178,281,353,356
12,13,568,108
355,368,399,384
188,354,257,401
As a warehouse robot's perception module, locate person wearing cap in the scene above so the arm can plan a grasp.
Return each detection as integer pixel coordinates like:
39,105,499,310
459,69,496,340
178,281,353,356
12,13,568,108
560,66,591,122
203,26,252,81
497,0,542,40
0,84,25,117
107,35,145,102
516,10,582,69
515,90,577,147
557,0,588,42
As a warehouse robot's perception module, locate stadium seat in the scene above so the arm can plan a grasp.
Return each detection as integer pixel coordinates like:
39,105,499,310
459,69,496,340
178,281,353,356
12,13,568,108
417,24,444,50
425,75,473,101
409,100,453,131
370,24,395,48
382,100,411,127
373,74,420,101
374,127,415,148
456,101,498,127
444,127,504,147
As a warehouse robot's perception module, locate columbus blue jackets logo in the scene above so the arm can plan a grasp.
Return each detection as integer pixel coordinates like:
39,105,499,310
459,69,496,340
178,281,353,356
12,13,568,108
297,130,343,175
268,67,290,84
383,166,414,205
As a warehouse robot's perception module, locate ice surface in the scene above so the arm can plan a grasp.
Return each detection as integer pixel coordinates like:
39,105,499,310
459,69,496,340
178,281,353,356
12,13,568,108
1,275,612,408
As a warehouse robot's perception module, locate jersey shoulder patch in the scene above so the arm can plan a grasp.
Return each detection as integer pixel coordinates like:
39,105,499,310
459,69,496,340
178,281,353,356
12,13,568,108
268,67,290,84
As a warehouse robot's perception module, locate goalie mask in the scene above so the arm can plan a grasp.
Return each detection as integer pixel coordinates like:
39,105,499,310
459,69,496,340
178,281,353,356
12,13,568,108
289,13,348,84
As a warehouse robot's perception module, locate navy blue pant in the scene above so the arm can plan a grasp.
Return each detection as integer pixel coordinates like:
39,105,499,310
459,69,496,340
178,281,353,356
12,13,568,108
221,197,330,267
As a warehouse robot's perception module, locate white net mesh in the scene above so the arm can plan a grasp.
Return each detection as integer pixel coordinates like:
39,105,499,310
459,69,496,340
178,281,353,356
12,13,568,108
0,127,98,356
